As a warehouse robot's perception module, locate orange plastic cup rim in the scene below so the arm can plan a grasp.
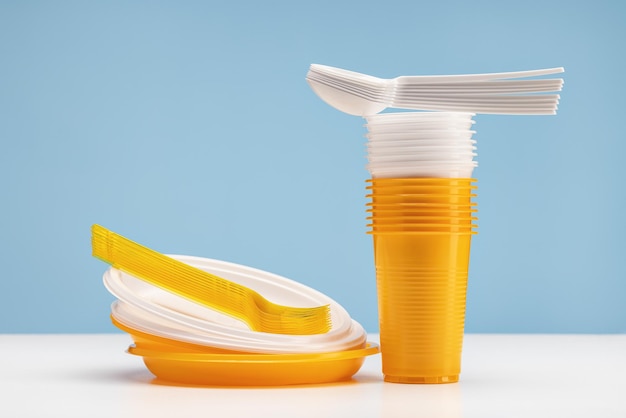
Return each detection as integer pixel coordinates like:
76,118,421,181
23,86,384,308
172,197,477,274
367,182,476,186
368,224,477,229
368,199,473,205
367,214,477,220
367,199,476,206
366,204,477,210
367,201,477,206
368,230,477,235
367,224,477,230
367,183,477,188
368,215,477,221
367,192,476,197
367,222,476,227
370,227,476,232
368,227,477,232
368,221,477,226
367,208,478,214
368,218,477,223
367,192,476,198
368,183,476,189
368,213,478,218
366,184,477,190
366,185,477,191
368,203,475,209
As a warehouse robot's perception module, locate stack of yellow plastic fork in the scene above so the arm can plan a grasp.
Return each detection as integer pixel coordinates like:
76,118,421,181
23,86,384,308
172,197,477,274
91,224,331,335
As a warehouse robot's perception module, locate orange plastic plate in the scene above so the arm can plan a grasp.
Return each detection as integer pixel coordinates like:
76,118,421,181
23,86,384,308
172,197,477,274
128,343,379,386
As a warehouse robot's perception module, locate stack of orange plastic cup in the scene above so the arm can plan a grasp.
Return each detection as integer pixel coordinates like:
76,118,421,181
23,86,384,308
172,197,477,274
365,112,478,383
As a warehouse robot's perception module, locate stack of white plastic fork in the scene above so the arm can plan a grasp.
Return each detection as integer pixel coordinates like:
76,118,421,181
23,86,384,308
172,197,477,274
306,64,564,116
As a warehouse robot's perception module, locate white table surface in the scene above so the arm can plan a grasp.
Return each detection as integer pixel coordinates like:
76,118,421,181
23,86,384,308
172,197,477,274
1,333,625,418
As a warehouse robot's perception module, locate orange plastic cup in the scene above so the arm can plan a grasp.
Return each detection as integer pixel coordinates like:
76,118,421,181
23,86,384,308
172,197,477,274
372,232,472,383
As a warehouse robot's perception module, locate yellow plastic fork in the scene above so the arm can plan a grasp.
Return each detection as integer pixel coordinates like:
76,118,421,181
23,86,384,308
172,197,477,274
91,225,331,335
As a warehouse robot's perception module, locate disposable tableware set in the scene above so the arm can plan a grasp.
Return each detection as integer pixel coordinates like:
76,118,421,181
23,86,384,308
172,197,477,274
92,63,563,385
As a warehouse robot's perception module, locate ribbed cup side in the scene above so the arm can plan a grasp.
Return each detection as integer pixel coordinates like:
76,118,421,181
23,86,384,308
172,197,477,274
373,233,471,383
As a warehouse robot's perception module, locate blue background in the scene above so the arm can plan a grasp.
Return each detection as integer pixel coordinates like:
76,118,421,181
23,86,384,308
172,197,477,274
1,0,624,334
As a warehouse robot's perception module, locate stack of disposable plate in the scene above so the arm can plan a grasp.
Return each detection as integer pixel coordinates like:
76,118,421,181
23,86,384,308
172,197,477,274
103,254,377,386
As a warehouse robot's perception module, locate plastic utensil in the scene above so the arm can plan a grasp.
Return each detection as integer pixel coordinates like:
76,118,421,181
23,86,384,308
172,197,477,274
91,225,331,335
104,254,367,353
306,64,564,116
